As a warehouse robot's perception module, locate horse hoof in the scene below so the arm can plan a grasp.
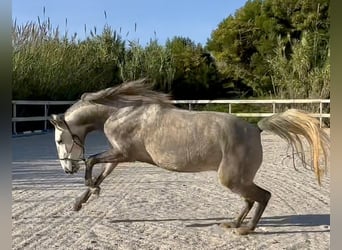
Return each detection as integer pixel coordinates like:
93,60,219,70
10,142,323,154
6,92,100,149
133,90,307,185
73,197,85,211
73,202,82,211
233,226,253,235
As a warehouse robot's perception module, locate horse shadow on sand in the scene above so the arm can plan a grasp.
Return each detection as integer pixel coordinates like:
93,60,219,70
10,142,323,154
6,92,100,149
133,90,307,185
109,214,330,235
186,213,330,235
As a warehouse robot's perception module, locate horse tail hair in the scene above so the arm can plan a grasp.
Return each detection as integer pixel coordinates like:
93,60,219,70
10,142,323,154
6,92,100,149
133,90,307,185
257,109,330,185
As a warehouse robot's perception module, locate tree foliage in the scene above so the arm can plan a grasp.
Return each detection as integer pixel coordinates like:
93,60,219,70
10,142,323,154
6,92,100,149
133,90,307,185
207,0,330,98
165,36,222,99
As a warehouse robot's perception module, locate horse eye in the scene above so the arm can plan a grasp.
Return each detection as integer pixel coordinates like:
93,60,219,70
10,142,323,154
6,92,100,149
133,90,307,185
57,140,63,144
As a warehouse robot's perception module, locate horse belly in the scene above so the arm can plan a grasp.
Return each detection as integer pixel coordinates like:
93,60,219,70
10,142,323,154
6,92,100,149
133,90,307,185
147,135,223,172
143,108,234,172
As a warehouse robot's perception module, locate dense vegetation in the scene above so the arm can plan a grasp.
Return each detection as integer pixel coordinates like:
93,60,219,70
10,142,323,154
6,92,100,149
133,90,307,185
12,0,330,101
207,0,330,99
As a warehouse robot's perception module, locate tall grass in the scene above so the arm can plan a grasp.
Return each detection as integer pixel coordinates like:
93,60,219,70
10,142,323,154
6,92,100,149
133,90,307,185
12,17,177,100
13,20,115,99
268,31,330,100
119,39,175,91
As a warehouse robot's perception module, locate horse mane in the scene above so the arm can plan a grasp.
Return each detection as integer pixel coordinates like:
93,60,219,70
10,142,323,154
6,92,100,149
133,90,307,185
80,78,174,107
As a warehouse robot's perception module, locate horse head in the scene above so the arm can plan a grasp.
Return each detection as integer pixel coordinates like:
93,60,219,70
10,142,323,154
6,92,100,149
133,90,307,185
50,114,85,174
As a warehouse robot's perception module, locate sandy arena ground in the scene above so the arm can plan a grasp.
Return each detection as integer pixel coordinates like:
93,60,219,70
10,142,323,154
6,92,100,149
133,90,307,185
12,131,330,250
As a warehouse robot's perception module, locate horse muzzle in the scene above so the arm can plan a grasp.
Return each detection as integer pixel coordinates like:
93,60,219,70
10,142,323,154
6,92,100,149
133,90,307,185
62,160,81,174
64,166,79,174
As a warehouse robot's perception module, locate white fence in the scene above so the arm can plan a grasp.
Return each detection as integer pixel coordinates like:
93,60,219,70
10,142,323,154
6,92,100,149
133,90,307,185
12,99,330,134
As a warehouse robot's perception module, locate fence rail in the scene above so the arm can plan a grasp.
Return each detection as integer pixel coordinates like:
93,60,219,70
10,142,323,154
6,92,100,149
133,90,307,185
12,99,330,134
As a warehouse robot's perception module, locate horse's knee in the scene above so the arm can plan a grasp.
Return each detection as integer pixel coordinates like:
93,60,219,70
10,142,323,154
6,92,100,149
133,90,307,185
85,157,97,169
85,178,94,187
84,157,98,185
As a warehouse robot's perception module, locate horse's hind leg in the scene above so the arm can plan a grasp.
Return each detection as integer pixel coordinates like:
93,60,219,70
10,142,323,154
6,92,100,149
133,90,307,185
220,198,254,229
220,178,271,235
233,184,271,235
218,149,270,235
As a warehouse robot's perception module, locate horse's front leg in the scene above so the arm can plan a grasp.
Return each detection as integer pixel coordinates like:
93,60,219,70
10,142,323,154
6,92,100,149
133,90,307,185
83,148,125,187
73,149,126,211
90,162,118,195
84,157,98,187
74,162,117,211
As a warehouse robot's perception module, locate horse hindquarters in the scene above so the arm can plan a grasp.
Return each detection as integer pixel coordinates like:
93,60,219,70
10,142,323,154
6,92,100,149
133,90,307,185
218,128,270,234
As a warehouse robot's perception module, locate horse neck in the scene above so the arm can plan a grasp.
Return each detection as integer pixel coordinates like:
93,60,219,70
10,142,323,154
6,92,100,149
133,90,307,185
65,103,116,141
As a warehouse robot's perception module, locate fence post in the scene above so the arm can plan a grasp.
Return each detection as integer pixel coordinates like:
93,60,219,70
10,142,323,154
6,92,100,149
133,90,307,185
44,104,48,131
228,103,232,114
13,102,17,134
319,101,323,128
189,103,192,111
272,102,276,113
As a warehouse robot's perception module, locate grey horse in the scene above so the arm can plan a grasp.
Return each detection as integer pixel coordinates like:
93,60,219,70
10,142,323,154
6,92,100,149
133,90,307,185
50,79,329,235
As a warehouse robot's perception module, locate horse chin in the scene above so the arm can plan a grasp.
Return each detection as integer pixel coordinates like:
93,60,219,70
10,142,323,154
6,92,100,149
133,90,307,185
63,162,81,174
70,163,81,174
